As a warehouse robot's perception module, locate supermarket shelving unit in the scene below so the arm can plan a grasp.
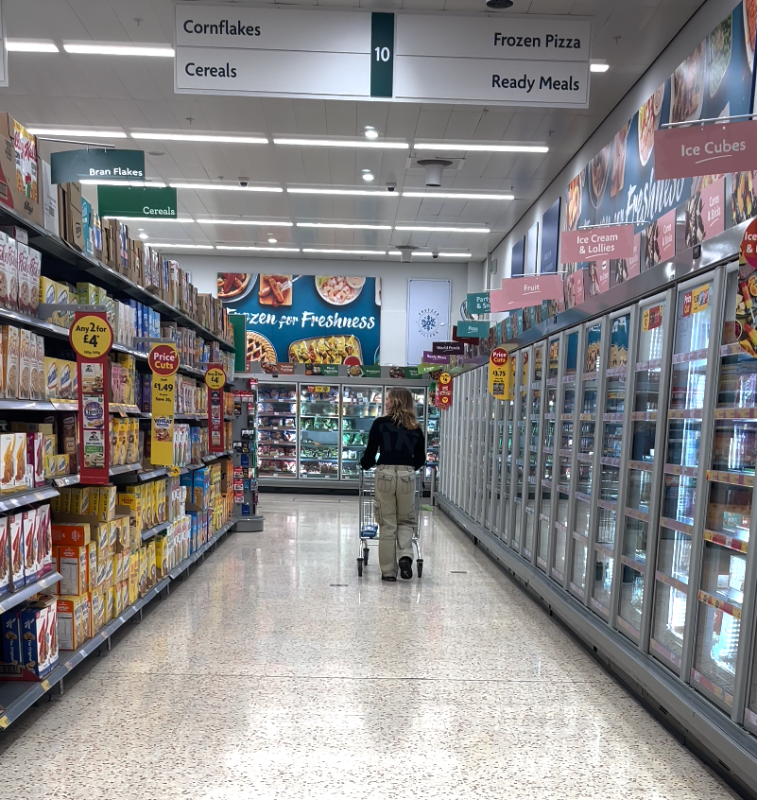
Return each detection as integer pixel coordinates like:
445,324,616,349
0,518,237,730
437,222,757,796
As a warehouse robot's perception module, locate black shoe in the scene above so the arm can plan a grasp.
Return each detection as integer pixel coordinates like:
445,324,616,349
382,575,397,582
399,557,413,580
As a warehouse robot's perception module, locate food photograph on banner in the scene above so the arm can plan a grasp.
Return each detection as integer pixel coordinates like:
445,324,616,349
561,1,755,308
218,273,380,370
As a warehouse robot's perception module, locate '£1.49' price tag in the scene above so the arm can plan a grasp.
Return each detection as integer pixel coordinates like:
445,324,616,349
70,315,113,359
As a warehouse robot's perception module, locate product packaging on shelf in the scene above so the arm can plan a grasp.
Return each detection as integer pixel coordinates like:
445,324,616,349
3,324,18,400
40,159,59,237
0,114,42,227
0,516,9,596
56,594,88,651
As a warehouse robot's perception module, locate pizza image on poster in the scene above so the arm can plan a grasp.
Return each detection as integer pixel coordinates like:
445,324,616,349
218,273,380,368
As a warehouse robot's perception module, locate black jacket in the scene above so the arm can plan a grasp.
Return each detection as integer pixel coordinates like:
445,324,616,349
360,415,426,471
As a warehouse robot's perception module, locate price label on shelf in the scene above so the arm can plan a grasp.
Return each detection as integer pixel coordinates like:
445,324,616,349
70,314,113,360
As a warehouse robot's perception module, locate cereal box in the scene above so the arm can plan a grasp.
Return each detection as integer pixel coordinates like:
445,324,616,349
55,282,68,328
89,589,104,636
15,241,29,314
44,356,58,399
59,359,72,400
0,231,14,309
38,275,57,323
22,508,36,582
13,432,26,488
51,522,90,547
8,513,22,590
1,608,21,665
3,324,18,399
27,247,40,316
0,517,9,596
56,545,88,596
17,604,52,677
56,594,87,651
18,328,31,400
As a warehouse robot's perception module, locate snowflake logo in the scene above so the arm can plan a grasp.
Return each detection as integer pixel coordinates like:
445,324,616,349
417,307,439,338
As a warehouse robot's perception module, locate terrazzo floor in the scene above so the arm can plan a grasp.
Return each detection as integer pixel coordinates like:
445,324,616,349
0,494,740,799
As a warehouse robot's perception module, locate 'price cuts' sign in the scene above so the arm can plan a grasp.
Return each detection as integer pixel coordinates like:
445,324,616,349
205,365,227,453
149,344,179,466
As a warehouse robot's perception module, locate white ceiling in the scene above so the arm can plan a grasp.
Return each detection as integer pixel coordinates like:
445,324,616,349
0,0,707,261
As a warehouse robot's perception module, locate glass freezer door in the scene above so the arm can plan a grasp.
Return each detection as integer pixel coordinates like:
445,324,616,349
524,343,544,561
571,321,603,598
257,383,298,478
591,313,631,621
341,385,382,479
300,384,341,479
511,350,529,552
554,329,579,583
651,276,714,673
691,268,751,711
538,336,560,572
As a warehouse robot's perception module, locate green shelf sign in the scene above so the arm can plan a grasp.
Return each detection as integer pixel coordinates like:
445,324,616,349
51,149,145,184
97,185,178,220
467,291,491,314
457,320,490,338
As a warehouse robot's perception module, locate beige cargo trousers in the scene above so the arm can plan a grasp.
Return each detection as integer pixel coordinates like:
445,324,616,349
374,464,416,578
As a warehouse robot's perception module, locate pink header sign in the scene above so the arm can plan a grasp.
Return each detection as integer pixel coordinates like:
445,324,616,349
490,274,564,313
561,225,635,263
701,178,725,240
654,120,757,180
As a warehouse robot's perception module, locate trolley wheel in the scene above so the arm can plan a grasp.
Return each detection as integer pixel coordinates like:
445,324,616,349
357,558,363,577
417,559,424,578
363,548,369,565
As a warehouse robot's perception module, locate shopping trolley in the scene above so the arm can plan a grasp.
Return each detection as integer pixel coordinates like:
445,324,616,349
357,470,424,578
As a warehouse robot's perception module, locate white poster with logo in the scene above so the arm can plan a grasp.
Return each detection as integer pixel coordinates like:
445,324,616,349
406,279,451,366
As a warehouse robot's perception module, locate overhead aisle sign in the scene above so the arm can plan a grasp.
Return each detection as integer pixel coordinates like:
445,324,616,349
174,4,591,107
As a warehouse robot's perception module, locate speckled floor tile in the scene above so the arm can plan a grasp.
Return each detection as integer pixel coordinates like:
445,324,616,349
0,496,741,799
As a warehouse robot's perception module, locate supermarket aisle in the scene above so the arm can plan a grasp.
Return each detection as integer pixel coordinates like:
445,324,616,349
0,496,739,800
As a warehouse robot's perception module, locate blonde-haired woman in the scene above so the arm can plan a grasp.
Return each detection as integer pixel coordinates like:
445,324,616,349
360,387,426,581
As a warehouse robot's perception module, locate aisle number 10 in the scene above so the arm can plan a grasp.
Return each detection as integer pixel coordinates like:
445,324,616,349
375,46,391,62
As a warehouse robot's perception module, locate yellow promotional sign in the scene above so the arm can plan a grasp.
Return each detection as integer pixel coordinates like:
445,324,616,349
148,343,179,466
489,347,513,400
205,367,226,390
70,314,113,360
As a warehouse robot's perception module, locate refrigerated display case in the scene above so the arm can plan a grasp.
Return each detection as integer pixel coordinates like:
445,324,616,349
300,384,340,479
426,402,440,483
257,383,298,478
436,253,757,765
341,385,382,479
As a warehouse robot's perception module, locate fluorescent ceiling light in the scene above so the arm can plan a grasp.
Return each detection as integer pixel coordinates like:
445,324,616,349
148,243,214,249
100,216,194,223
395,225,491,233
296,222,391,230
64,43,175,57
81,180,167,187
402,252,473,257
134,132,267,144
171,182,282,193
364,127,379,140
402,191,514,201
302,249,387,255
287,188,398,197
197,218,293,226
217,246,300,252
27,127,127,139
415,142,548,154
590,62,611,73
274,137,408,149
7,41,59,53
